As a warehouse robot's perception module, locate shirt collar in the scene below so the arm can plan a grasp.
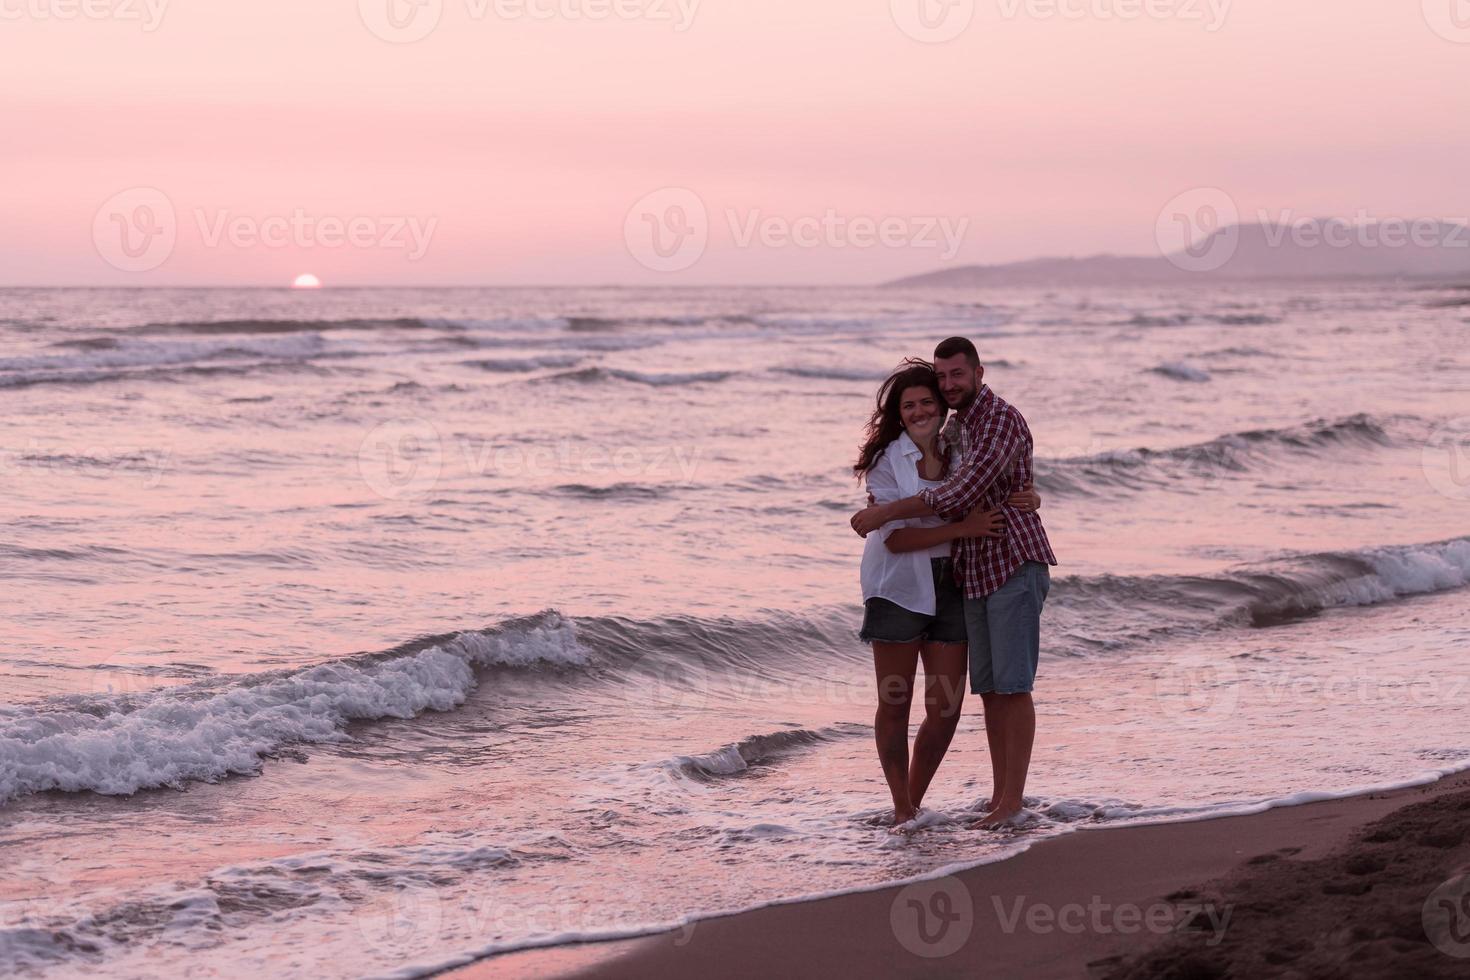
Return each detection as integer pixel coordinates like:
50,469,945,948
959,384,994,425
895,429,923,459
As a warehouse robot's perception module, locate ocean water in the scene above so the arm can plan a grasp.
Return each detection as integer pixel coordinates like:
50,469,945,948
1,283,1468,977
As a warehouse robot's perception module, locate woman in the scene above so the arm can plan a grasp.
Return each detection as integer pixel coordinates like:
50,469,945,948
854,360,1038,828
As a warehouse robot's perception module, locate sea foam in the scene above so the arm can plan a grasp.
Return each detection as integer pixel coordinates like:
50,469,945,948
0,616,585,805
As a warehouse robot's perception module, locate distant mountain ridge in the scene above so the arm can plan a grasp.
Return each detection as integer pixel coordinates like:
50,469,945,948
884,220,1470,287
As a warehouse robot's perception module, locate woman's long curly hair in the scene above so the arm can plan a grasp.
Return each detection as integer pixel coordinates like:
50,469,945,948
853,359,947,477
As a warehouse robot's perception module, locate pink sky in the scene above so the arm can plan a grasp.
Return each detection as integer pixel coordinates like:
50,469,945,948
4,1,1468,285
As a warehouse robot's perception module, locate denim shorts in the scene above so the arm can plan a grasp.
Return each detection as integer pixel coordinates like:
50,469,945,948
859,558,968,645
965,561,1051,695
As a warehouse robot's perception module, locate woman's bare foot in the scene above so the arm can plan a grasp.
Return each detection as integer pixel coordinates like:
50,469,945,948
888,805,927,835
893,804,918,825
977,802,1023,828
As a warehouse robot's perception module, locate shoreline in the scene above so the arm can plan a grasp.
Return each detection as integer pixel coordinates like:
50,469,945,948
434,769,1470,979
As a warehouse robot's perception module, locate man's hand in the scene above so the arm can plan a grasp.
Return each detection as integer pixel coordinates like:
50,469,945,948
850,504,889,537
956,506,1005,538
1006,483,1041,512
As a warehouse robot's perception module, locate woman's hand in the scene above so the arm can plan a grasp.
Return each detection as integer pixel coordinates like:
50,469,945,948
956,507,1005,538
1006,483,1041,512
850,504,889,537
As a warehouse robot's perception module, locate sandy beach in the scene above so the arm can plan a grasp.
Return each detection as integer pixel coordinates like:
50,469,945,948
444,772,1470,979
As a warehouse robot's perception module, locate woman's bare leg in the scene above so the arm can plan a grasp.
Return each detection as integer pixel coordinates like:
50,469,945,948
872,640,921,824
908,641,967,810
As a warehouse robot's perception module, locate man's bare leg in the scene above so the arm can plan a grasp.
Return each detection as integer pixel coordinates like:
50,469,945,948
979,692,1035,827
980,691,1006,811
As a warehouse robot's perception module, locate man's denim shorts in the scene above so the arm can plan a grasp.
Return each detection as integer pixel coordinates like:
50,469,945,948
859,558,968,645
965,561,1051,695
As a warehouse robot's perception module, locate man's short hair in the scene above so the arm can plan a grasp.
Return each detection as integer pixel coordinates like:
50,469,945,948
934,336,980,366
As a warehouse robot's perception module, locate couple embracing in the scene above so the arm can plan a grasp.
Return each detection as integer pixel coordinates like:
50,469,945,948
850,336,1056,831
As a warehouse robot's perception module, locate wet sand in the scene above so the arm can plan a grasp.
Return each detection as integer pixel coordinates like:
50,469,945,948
443,771,1470,979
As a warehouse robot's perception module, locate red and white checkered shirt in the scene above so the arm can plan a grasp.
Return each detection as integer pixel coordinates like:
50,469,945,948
919,385,1057,598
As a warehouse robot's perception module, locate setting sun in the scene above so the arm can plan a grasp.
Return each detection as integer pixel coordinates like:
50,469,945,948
291,273,321,289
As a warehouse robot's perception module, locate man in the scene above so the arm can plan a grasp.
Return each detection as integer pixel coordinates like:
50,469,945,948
850,336,1056,828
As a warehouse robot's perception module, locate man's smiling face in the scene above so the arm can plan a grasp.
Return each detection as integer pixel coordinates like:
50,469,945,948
933,352,983,411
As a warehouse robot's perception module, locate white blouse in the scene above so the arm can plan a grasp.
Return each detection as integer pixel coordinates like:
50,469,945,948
859,431,956,615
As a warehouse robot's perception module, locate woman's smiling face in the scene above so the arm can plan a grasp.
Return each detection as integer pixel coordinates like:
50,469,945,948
899,385,942,442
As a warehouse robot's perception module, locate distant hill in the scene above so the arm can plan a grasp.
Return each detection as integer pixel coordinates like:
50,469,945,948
884,221,1470,287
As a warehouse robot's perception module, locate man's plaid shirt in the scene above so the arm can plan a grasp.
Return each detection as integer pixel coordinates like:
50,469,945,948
919,385,1057,598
